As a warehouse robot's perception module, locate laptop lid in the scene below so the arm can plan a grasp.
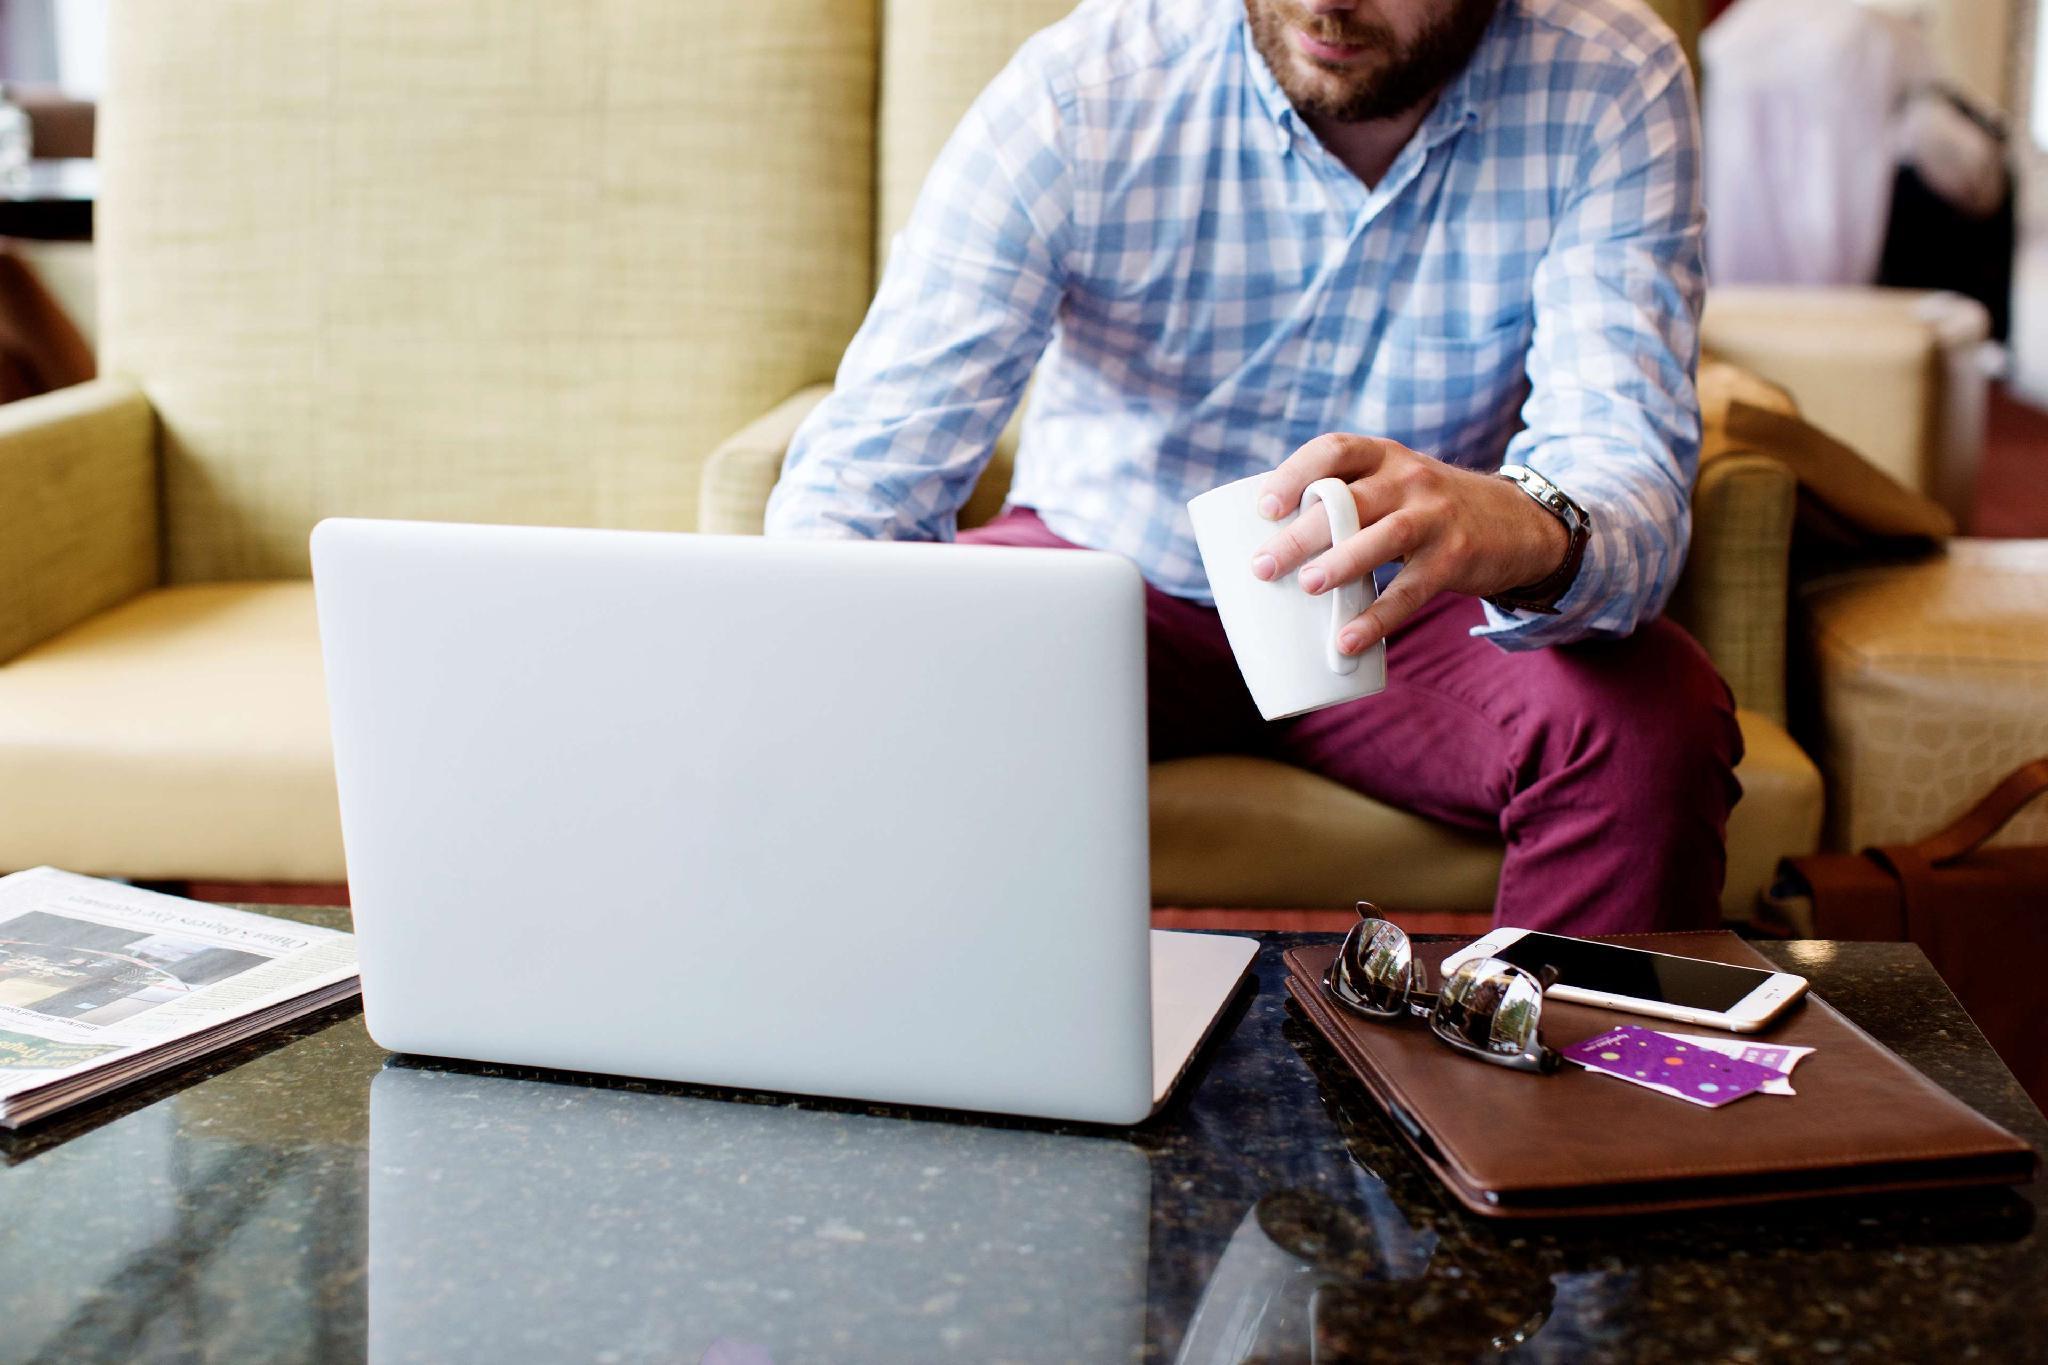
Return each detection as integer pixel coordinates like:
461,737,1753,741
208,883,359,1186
312,519,1158,1123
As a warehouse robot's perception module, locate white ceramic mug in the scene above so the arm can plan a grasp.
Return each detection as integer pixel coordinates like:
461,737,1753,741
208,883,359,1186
1187,473,1388,721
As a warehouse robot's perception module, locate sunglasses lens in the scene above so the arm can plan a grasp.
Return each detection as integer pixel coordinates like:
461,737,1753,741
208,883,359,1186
1337,918,1415,1015
1434,957,1545,1059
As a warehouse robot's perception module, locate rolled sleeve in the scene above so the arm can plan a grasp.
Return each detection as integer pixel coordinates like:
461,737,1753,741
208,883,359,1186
1473,45,1705,650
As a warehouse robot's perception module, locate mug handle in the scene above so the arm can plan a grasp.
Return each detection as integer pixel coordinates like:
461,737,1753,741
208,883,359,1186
1300,477,1373,676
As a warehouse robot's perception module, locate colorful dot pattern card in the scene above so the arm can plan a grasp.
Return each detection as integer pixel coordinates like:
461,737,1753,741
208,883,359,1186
1661,1032,1815,1096
1560,1025,1783,1108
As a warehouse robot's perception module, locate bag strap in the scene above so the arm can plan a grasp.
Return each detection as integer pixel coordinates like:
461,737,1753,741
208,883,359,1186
1912,756,2048,867
1856,756,2048,956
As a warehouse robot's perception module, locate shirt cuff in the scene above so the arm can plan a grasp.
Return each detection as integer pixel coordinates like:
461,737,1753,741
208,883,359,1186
1466,499,1624,650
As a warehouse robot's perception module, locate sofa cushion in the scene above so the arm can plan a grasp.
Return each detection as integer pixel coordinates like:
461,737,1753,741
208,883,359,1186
1151,711,1818,920
1801,538,2048,852
1149,755,1505,912
0,583,343,881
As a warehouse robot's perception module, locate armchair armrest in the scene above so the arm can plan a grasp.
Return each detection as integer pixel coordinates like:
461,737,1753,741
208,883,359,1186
0,378,157,665
697,385,833,535
1668,452,1794,727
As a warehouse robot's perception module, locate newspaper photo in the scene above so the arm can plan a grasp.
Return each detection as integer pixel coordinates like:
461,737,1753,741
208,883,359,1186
0,867,359,1127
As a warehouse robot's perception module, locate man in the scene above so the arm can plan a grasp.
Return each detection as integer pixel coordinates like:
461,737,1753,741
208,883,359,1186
767,0,1740,934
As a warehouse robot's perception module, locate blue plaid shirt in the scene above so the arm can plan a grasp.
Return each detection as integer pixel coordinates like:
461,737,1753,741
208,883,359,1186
767,0,1704,648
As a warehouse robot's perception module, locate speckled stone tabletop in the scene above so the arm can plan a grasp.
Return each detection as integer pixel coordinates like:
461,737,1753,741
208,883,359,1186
0,914,2042,1364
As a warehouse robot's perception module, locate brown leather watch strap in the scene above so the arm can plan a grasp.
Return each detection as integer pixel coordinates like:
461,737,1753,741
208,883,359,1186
1488,522,1586,615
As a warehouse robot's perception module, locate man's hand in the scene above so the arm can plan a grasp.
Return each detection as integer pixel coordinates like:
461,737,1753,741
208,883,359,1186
1249,434,1569,655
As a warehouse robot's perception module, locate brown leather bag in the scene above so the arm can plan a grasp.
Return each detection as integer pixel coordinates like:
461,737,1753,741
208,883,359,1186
1768,757,2048,1109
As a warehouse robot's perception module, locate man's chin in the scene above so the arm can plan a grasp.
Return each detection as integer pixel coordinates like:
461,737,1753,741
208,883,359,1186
1287,64,1387,113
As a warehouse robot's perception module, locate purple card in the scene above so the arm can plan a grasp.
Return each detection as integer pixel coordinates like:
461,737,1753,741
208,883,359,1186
1562,1026,1782,1108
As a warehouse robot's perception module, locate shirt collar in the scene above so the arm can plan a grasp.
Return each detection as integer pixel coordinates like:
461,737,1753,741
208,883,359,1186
1424,6,1506,141
1241,14,1301,137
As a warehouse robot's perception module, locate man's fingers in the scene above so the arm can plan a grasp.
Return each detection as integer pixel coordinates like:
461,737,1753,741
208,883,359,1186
1257,433,1392,521
1253,469,1404,582
1338,569,1434,655
1297,503,1417,594
1249,504,1335,581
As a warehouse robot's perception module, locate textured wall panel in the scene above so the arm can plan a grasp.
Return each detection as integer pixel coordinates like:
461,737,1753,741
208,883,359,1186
100,0,875,580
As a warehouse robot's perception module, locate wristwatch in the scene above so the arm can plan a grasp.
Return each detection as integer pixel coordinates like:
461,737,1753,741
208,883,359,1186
1485,463,1590,615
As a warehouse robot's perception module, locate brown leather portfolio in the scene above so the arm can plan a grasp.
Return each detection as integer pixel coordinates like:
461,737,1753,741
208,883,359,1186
1283,931,2036,1220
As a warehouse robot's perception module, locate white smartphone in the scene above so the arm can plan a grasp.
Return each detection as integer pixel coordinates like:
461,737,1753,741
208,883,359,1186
1438,929,1808,1033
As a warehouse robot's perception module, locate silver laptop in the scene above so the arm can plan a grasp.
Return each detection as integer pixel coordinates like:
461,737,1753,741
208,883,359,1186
311,518,1256,1124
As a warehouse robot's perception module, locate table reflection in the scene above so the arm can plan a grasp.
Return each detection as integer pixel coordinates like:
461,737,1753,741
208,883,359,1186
367,1064,1150,1365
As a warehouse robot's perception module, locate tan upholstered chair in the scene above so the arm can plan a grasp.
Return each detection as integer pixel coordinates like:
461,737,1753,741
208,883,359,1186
0,0,880,882
0,0,1818,920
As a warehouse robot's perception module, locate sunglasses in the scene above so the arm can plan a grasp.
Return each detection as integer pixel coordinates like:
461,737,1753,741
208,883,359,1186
1321,905,1561,1074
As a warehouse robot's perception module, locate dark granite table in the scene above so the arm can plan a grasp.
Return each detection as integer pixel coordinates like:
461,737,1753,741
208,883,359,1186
2,915,2043,1364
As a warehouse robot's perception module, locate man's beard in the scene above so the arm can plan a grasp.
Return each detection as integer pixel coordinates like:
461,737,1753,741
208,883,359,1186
1245,0,1501,124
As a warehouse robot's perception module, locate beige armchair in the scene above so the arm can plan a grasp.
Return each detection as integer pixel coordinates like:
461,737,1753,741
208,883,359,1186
0,0,882,884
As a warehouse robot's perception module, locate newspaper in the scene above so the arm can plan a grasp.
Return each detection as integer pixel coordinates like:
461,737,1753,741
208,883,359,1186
0,866,359,1127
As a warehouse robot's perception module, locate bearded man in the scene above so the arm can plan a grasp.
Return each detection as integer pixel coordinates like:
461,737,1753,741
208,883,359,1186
766,0,1737,935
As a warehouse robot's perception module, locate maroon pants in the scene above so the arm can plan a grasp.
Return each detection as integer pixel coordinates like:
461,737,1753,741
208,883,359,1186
962,508,1744,933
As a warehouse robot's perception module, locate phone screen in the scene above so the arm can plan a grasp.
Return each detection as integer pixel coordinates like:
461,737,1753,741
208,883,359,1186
1489,933,1772,1013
